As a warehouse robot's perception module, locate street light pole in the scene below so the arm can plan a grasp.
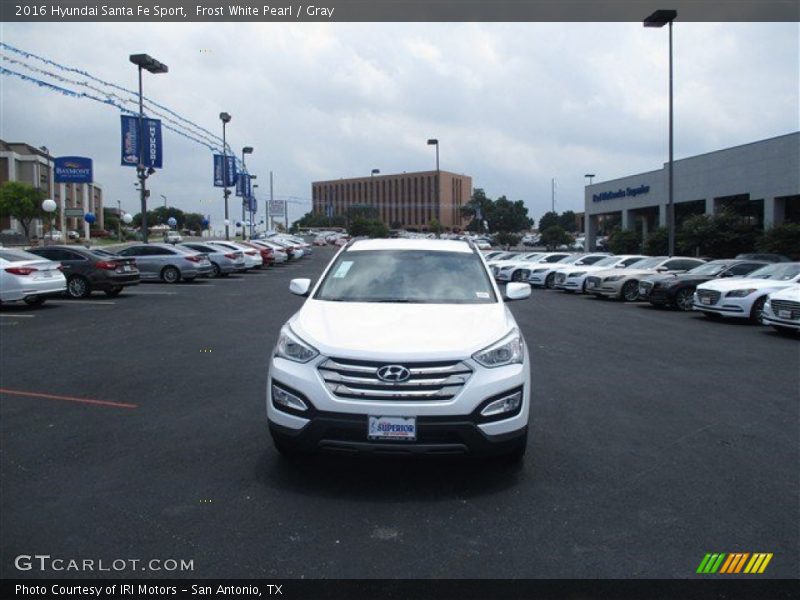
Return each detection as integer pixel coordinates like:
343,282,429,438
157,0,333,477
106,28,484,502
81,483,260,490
220,112,232,240
371,169,380,219
129,53,168,243
644,9,678,257
584,173,595,186
427,139,439,230
160,194,167,209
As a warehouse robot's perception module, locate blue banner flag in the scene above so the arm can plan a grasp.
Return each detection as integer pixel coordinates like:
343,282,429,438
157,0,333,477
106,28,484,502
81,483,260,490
120,115,163,168
213,155,237,187
54,156,93,184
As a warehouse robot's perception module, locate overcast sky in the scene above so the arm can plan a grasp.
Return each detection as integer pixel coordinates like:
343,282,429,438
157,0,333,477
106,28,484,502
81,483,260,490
1,21,797,229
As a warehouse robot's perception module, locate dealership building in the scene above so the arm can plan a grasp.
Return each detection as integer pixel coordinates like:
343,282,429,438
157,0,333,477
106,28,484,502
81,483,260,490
312,170,473,230
584,132,799,250
0,140,104,238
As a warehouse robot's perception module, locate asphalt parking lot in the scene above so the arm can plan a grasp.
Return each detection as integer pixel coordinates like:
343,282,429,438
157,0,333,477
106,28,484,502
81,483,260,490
1,246,797,579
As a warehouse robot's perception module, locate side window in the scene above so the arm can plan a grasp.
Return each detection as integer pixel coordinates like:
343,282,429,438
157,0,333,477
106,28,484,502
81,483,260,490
61,250,86,261
728,262,761,276
664,259,695,270
150,247,175,256
29,248,54,259
118,246,141,256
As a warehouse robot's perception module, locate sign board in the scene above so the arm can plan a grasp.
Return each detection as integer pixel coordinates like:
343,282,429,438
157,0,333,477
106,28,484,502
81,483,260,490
64,208,84,218
213,154,237,187
269,200,285,217
54,156,93,184
120,115,163,168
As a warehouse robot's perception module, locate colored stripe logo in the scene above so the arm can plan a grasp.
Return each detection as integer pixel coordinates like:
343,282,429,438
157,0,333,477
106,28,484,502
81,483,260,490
697,553,773,574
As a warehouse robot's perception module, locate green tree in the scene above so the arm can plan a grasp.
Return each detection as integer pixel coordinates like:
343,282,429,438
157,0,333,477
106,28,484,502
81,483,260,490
428,218,443,237
677,212,760,258
540,225,573,250
494,231,521,249
490,196,533,233
461,188,493,232
0,181,46,239
183,212,205,233
643,227,669,255
291,211,346,232
557,210,579,233
538,211,559,232
607,228,643,254
349,217,388,238
755,223,800,259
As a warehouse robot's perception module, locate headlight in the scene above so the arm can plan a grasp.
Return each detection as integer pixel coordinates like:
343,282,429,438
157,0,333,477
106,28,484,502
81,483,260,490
568,271,586,278
275,325,319,363
604,275,624,282
499,266,514,272
472,329,524,368
726,288,757,298
531,268,548,274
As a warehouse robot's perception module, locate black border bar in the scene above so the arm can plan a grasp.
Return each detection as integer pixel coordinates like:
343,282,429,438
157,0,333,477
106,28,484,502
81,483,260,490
2,1,799,23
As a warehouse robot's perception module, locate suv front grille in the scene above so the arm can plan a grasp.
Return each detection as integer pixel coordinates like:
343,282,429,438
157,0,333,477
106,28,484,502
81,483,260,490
318,358,473,401
586,276,601,288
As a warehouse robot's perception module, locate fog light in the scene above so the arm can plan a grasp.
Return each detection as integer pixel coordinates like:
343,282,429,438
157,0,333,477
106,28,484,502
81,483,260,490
272,384,308,412
480,390,522,418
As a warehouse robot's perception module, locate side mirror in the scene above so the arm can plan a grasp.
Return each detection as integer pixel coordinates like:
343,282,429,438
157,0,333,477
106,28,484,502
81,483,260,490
504,282,531,302
656,266,669,272
720,270,734,278
289,278,312,297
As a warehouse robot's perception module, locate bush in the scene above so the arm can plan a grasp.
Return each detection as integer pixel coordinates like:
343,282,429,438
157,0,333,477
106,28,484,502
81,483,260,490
349,217,389,238
494,231,521,249
643,227,668,255
607,228,642,254
756,223,800,259
677,212,760,258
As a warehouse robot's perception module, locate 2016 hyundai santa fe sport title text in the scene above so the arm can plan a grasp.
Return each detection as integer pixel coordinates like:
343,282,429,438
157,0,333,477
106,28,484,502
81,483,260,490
266,239,532,461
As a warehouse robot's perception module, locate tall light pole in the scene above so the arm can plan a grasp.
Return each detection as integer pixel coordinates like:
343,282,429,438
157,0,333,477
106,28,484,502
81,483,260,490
644,9,677,257
129,53,168,243
427,139,439,229
371,168,380,219
584,173,595,186
241,146,253,240
220,112,232,240
160,194,167,209
252,183,259,237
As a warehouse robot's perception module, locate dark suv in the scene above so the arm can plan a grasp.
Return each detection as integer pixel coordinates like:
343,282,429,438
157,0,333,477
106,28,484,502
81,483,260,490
28,245,140,298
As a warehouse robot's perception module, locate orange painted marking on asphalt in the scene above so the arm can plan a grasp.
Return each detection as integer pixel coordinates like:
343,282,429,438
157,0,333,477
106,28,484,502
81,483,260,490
0,388,138,409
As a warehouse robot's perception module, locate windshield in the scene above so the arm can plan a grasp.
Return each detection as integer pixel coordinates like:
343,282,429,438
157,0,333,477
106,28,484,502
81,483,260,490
747,263,800,280
687,262,728,276
630,257,665,270
315,249,497,304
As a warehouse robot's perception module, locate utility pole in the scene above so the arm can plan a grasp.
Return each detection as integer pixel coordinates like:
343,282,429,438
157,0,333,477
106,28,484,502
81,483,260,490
551,178,555,214
269,171,274,231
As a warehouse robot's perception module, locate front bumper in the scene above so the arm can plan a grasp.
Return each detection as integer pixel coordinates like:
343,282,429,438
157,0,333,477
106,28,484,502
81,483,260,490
692,292,749,318
527,272,549,287
266,352,530,456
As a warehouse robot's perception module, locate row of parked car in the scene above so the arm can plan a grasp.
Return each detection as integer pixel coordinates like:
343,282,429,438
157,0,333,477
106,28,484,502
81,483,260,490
0,234,313,305
482,250,800,335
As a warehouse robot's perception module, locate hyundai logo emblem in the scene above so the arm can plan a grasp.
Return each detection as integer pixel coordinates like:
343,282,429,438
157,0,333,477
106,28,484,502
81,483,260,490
376,364,411,383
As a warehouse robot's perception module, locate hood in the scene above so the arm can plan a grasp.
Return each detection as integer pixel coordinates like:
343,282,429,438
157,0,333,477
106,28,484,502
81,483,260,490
698,277,800,292
767,285,800,301
290,299,516,361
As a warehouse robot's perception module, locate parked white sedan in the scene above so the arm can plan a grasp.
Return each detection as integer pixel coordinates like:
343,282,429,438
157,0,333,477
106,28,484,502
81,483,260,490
553,255,648,293
762,285,800,334
0,247,66,306
694,263,800,323
528,253,611,288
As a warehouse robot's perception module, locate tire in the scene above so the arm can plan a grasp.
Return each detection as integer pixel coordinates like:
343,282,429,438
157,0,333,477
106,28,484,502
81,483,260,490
211,262,222,278
581,280,588,294
545,273,556,289
161,266,180,284
66,275,91,299
104,286,122,297
23,296,46,306
511,270,523,282
674,287,695,312
749,296,767,324
621,280,639,302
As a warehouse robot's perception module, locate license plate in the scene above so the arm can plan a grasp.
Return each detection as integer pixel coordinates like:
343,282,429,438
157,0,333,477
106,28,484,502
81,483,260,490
368,416,416,441
587,281,595,288
40,270,52,278
123,265,132,272
701,297,711,304
779,309,792,319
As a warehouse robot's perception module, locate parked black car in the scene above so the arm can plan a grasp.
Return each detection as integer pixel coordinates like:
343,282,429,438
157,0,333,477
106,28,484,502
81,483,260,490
27,245,140,298
639,259,767,311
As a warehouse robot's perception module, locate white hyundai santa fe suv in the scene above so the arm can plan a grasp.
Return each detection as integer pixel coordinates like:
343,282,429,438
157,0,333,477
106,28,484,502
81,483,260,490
266,238,532,460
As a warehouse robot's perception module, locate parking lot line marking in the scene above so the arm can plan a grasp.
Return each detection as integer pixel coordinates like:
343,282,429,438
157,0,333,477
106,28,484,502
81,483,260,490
0,388,138,409
126,291,178,295
49,300,116,306
0,313,35,318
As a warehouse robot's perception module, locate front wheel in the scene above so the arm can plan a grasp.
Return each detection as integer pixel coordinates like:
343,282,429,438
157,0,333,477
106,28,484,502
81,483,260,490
511,270,523,282
621,280,639,302
750,296,767,324
674,287,695,311
211,262,222,278
545,273,556,289
161,266,180,284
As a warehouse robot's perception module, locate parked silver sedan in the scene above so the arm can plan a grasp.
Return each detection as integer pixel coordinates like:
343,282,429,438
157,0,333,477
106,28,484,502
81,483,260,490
115,243,213,283
179,242,246,277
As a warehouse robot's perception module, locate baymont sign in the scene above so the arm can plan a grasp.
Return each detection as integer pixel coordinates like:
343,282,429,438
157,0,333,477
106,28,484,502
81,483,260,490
592,184,650,202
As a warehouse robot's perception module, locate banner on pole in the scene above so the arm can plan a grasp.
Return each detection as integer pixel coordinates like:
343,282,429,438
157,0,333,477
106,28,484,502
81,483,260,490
269,200,285,217
213,155,237,187
120,115,162,168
